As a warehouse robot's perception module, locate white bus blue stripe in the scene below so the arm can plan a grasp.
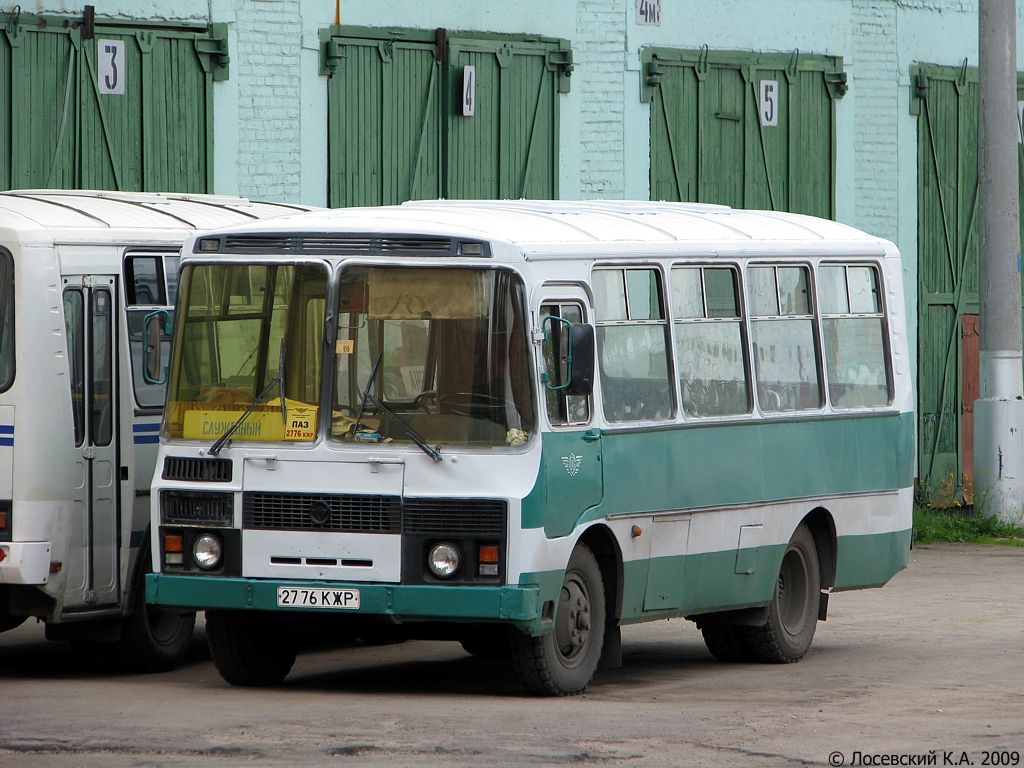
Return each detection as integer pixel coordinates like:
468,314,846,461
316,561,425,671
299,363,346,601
133,422,160,445
0,424,12,447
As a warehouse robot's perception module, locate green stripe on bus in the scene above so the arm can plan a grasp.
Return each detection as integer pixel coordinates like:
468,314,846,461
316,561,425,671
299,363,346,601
833,528,912,590
523,411,915,536
519,529,911,623
145,533,908,635
146,574,542,625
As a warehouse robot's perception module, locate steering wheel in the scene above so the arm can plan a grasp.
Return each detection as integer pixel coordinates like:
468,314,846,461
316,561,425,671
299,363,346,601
412,390,439,413
438,392,514,418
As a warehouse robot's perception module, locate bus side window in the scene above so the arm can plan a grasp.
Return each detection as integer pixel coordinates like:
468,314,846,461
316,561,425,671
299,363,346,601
125,256,166,306
0,250,12,393
819,264,892,408
63,289,86,446
749,265,823,412
671,266,751,417
124,253,174,409
593,267,675,422
540,303,590,426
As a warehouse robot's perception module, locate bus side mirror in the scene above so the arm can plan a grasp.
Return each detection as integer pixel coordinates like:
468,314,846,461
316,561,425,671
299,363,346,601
566,323,595,396
542,316,595,397
143,309,171,385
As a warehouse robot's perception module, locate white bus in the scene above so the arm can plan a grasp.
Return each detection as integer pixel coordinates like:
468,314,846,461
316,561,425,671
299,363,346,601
146,200,914,694
0,190,314,670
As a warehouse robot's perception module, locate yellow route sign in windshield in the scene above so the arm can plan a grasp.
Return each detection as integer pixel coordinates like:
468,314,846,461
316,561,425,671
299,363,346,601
183,402,318,442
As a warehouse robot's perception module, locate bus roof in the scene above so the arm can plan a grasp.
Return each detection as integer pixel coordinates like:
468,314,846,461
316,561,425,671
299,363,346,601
0,190,315,237
190,199,892,259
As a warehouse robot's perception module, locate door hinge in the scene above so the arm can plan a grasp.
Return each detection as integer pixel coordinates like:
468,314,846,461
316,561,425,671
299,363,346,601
824,70,848,100
643,57,664,103
545,41,573,94
3,6,25,47
319,28,346,76
195,23,230,81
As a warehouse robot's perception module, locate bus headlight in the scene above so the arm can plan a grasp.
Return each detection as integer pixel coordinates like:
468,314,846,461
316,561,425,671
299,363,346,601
192,533,223,570
427,542,460,579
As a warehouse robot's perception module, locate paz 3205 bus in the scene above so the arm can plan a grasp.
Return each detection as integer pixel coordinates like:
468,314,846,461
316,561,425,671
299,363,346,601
146,200,913,694
0,190,314,670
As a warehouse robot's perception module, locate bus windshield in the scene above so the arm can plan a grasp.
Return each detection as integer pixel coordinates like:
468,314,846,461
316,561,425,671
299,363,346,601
162,262,329,441
0,250,12,393
333,266,535,448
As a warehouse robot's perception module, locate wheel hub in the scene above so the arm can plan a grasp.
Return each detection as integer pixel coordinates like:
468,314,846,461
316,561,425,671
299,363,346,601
554,575,591,663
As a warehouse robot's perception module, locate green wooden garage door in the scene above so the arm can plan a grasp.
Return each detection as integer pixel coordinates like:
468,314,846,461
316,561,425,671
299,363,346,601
642,48,846,218
321,27,572,208
912,63,1024,498
0,11,227,192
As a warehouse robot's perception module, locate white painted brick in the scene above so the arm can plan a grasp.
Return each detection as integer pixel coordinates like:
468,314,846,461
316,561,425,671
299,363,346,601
576,0,626,199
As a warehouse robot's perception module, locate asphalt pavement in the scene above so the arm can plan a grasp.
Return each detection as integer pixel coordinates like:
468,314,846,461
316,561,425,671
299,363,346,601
1,543,1021,767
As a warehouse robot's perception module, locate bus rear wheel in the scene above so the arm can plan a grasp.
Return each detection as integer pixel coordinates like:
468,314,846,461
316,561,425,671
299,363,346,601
510,544,605,696
744,524,820,663
206,610,297,687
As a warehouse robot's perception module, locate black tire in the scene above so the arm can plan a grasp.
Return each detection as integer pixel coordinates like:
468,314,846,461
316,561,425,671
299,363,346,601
700,622,752,662
510,544,605,696
0,587,26,633
206,610,297,687
0,614,26,634
117,575,196,673
743,524,820,663
459,626,511,662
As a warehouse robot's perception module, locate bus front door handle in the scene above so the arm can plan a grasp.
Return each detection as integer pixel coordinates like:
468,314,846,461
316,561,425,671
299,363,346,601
583,429,602,443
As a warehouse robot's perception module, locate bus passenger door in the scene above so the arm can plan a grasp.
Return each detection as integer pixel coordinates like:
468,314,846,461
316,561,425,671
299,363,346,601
538,293,603,535
62,277,120,610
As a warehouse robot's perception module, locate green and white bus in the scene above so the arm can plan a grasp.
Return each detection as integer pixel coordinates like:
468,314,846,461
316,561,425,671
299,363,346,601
146,200,913,695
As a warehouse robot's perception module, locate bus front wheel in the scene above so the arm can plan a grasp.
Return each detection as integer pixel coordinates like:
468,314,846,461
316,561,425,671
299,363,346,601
700,623,752,662
510,544,605,696
744,524,820,663
117,582,196,673
206,610,297,687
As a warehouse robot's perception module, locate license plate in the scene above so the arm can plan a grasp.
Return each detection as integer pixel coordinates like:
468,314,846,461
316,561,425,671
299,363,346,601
276,587,360,610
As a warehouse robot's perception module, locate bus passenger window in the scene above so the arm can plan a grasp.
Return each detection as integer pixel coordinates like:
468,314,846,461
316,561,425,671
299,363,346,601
820,265,891,408
593,268,674,422
749,265,822,413
671,266,750,417
541,303,590,426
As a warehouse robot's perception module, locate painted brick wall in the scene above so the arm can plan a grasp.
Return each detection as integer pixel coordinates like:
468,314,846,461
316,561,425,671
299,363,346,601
576,0,626,199
234,0,303,202
852,0,900,242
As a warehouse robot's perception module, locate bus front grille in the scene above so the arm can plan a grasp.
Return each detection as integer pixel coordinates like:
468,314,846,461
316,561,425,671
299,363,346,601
163,456,233,483
402,498,507,536
161,491,234,527
242,492,401,533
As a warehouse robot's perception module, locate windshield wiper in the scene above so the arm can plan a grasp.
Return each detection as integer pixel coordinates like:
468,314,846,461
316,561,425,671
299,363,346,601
349,351,442,462
364,393,442,462
207,375,280,456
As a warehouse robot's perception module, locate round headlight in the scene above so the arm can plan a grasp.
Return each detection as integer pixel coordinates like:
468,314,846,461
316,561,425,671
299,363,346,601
428,542,460,579
192,533,223,570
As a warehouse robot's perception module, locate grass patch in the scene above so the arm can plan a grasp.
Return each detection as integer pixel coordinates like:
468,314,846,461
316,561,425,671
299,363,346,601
913,506,1024,546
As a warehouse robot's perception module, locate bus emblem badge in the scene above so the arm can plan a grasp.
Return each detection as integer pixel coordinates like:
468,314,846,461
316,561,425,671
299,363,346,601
308,500,331,526
562,453,583,477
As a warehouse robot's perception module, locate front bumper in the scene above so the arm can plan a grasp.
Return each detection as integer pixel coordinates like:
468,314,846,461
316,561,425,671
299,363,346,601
146,573,542,627
0,541,52,584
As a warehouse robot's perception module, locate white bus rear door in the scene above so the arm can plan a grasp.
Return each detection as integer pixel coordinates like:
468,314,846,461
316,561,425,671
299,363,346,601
62,276,120,610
